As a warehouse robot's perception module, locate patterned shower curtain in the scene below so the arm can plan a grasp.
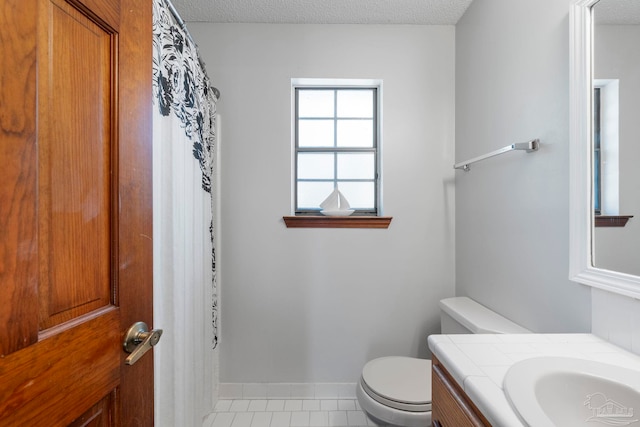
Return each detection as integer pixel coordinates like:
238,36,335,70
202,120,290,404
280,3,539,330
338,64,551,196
152,0,219,425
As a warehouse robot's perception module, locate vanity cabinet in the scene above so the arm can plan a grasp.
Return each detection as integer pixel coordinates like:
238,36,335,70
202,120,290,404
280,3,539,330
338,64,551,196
431,356,491,427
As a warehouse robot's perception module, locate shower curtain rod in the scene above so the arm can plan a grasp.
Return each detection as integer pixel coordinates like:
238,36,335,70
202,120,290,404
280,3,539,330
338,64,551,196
453,139,539,172
165,0,221,100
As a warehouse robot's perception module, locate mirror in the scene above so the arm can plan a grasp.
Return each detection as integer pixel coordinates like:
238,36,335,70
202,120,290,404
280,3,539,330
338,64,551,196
569,0,640,297
591,0,640,275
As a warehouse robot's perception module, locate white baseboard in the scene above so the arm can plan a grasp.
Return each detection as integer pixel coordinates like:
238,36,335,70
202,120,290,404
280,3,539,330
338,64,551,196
219,383,357,400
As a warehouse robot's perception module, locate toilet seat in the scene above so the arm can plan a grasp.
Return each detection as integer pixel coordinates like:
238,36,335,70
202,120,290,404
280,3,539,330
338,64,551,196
360,357,432,412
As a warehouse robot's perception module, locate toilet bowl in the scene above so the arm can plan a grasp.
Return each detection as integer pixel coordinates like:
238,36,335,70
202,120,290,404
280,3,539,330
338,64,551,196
356,297,530,426
357,357,432,427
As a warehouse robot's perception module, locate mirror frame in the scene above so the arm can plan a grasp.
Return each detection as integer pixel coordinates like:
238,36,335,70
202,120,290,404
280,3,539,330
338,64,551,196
569,0,640,298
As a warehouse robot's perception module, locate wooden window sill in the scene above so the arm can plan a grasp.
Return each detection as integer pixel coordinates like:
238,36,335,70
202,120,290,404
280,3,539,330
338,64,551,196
594,215,634,227
283,216,392,229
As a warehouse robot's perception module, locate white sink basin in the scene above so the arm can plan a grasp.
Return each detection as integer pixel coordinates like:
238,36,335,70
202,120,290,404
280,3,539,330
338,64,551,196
503,357,640,427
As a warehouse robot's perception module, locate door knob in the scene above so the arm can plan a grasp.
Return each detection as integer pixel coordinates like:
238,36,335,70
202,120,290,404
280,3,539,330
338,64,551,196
123,321,163,365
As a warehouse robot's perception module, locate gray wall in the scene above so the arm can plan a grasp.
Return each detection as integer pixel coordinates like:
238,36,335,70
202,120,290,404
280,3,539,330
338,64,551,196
189,23,456,383
454,0,591,332
186,0,597,385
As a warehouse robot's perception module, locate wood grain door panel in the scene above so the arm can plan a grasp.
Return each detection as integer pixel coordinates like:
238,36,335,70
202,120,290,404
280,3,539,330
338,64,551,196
0,0,153,424
39,0,116,330
0,0,40,358
68,392,117,427
0,308,120,425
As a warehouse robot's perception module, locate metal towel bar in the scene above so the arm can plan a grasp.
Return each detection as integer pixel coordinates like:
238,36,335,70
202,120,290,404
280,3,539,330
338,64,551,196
454,139,539,172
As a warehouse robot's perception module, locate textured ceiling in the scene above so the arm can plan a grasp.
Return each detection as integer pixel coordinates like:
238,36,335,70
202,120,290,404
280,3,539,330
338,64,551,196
169,0,475,25
595,0,640,24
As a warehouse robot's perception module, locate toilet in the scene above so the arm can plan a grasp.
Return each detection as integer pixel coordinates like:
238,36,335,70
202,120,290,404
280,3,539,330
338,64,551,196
356,296,530,427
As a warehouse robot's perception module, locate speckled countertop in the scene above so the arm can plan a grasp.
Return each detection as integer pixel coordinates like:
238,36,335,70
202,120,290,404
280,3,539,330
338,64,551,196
428,333,640,427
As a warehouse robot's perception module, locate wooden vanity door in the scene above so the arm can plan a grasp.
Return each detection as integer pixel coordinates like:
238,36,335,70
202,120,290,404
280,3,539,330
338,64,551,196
431,356,491,427
0,0,153,425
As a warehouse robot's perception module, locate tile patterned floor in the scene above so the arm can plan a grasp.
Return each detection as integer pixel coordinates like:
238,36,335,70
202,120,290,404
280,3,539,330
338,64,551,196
205,399,386,427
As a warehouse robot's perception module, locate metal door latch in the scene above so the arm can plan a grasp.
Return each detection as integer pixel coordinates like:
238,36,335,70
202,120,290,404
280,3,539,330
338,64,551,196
123,321,163,365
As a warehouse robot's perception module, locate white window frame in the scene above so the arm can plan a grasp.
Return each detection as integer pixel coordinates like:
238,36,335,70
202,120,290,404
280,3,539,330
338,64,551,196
593,79,620,216
291,78,383,216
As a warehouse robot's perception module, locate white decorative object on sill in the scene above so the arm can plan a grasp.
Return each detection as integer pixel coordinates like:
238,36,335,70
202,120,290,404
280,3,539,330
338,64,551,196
320,188,354,216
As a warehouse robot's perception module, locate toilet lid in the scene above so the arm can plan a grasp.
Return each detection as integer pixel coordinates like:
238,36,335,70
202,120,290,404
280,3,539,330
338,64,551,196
361,357,432,412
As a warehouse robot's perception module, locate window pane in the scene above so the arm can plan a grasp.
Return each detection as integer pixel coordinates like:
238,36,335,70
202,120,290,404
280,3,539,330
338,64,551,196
337,120,373,147
298,153,335,180
337,90,374,118
337,153,375,180
298,90,334,117
338,182,375,209
299,120,335,147
297,182,335,209
294,84,379,213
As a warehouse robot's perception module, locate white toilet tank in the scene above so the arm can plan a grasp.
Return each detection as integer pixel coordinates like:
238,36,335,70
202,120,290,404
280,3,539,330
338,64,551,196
439,297,531,334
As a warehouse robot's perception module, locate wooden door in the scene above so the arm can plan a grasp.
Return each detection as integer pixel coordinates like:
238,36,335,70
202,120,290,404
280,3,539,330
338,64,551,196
0,0,153,425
